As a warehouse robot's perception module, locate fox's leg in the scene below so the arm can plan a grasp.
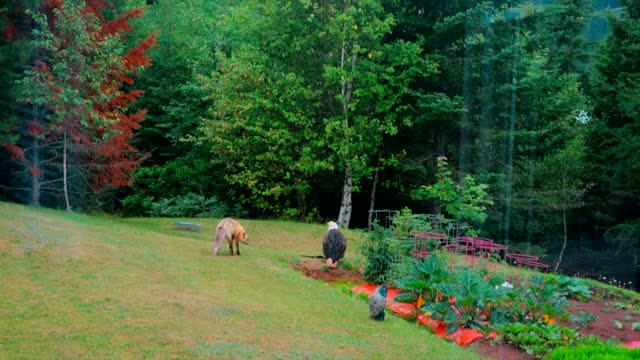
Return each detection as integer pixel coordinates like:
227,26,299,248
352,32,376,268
235,239,240,256
228,239,234,256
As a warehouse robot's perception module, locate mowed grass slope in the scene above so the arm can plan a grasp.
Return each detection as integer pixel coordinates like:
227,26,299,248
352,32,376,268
0,202,481,359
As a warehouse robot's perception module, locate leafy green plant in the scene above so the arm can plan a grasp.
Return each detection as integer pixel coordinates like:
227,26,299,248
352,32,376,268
393,254,450,305
632,322,640,331
570,311,598,329
423,269,503,334
503,275,569,323
360,224,400,284
613,320,624,330
496,322,579,357
553,276,592,301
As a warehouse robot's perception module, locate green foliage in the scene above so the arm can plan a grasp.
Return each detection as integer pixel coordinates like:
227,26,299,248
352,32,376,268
411,158,493,231
121,155,227,216
496,322,579,357
503,275,569,323
390,208,435,237
632,322,640,331
393,255,450,304
360,224,399,284
570,311,598,329
546,344,640,360
423,269,504,334
200,45,325,219
506,242,548,258
148,193,230,218
553,276,592,301
613,320,624,330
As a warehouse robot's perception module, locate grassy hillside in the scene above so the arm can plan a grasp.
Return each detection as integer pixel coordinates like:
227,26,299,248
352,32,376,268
0,202,480,359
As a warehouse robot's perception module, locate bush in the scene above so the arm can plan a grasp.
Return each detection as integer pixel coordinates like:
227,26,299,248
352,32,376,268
360,224,399,284
149,193,229,218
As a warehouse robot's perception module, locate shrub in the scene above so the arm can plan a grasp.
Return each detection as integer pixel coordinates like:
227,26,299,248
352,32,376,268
360,224,399,284
149,193,229,218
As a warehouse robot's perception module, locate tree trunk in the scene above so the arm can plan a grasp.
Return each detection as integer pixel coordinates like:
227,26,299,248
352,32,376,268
63,129,71,211
337,164,353,229
336,12,357,229
503,22,520,245
368,147,382,230
30,135,41,207
555,207,568,272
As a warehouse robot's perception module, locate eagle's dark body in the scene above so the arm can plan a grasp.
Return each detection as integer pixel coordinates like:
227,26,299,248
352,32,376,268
322,222,347,267
369,285,387,321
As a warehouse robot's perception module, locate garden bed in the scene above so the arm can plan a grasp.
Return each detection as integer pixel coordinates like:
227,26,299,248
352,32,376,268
293,257,640,360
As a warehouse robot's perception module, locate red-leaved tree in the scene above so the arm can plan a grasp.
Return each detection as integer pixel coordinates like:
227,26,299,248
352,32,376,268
11,0,156,209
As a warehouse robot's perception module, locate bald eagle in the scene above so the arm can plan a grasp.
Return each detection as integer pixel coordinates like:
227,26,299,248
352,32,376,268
323,221,347,268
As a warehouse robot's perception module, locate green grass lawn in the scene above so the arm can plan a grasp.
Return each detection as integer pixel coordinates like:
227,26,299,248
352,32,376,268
0,202,481,359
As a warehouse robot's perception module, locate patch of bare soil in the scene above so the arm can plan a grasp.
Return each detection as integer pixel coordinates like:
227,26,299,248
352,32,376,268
562,289,640,344
292,258,640,360
292,257,363,283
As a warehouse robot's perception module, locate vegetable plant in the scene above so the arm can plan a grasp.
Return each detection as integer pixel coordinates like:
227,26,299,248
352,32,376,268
553,276,592,301
569,311,598,329
496,322,579,357
423,269,504,334
503,275,569,323
393,254,450,304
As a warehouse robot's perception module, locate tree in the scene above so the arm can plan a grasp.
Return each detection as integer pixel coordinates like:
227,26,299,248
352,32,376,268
585,0,640,284
535,135,588,271
10,0,156,209
320,0,427,228
201,46,324,218
411,157,493,234
198,0,425,222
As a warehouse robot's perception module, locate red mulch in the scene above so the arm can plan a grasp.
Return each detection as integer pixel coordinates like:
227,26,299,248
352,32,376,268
292,258,640,360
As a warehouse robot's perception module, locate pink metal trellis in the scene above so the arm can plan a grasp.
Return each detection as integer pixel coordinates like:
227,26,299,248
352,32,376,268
446,236,476,270
505,253,549,272
411,231,448,261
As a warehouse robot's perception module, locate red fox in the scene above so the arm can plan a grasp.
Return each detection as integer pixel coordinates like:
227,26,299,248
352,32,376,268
214,218,248,256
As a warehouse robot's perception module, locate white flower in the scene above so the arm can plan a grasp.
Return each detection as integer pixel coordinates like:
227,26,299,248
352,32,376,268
501,281,514,289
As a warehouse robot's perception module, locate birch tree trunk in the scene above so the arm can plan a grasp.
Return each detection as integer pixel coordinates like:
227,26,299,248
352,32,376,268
336,17,357,228
337,164,353,228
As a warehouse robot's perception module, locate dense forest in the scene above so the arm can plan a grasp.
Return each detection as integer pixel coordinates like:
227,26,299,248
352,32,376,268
1,0,638,287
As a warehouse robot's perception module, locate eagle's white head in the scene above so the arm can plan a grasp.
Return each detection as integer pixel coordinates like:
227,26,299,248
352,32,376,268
327,221,339,231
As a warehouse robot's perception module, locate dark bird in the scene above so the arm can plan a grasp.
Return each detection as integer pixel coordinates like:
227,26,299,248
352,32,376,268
322,221,347,268
369,285,387,321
